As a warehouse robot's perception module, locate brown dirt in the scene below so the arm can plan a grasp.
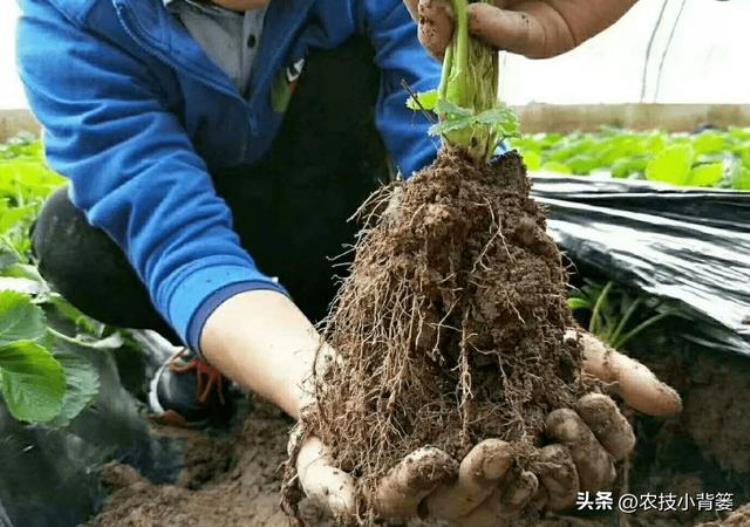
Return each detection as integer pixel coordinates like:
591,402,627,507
90,402,336,527
90,399,454,527
87,151,750,527
291,149,591,521
88,393,749,527
696,504,750,527
534,330,750,527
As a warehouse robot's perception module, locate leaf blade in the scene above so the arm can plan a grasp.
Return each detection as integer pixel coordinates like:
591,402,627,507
0,291,46,346
46,352,100,428
0,341,65,423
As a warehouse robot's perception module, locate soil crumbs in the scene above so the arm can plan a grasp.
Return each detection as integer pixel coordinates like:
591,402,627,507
91,402,333,527
91,401,447,527
90,151,750,527
90,395,748,527
299,150,588,513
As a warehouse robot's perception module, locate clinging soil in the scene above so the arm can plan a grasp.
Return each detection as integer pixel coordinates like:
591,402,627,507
291,149,592,520
89,151,750,527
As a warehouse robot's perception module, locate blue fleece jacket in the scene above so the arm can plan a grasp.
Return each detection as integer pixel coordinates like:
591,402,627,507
16,0,441,350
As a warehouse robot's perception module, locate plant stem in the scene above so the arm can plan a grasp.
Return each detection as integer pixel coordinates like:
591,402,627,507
613,310,676,350
439,0,500,161
608,297,642,346
47,326,123,350
589,281,613,336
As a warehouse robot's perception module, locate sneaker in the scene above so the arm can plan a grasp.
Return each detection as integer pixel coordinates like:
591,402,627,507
148,348,231,428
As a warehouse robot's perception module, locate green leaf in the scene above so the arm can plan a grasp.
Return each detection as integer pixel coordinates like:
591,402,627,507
435,99,473,118
0,341,65,423
611,157,647,179
731,168,750,190
568,297,592,311
522,150,542,171
48,294,104,336
0,204,36,235
406,90,439,112
688,163,724,188
429,115,476,137
0,291,45,346
46,352,100,428
566,155,599,175
729,127,750,142
693,132,727,155
0,162,64,202
0,249,17,272
474,106,517,126
645,144,694,185
0,277,43,295
541,161,573,174
472,106,521,139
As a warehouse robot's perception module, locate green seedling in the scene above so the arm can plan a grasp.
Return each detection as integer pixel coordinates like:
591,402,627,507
408,0,520,162
569,280,679,350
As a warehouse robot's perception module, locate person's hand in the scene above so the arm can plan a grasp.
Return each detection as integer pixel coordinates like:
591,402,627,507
293,328,681,525
402,0,638,60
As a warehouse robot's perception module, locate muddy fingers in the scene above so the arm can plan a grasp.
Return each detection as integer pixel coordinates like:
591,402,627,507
546,409,616,493
459,471,538,527
500,470,539,514
372,447,457,519
296,437,357,519
424,439,513,519
416,0,454,60
576,393,636,461
577,330,682,417
535,444,579,511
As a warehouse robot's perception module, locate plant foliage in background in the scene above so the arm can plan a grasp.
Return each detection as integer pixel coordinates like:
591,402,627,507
512,127,750,190
568,280,679,350
0,134,117,426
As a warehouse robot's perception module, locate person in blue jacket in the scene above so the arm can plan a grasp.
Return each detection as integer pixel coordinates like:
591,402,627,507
18,0,680,522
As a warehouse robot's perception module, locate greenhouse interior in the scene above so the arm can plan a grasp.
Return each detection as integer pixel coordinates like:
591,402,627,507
1,0,748,526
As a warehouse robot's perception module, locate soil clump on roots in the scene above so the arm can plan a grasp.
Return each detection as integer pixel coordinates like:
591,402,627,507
289,150,591,521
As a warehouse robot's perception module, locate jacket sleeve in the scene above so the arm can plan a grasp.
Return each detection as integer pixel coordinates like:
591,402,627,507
17,0,287,350
363,0,441,178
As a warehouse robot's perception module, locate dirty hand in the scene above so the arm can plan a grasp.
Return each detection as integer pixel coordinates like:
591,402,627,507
295,329,681,525
403,0,637,60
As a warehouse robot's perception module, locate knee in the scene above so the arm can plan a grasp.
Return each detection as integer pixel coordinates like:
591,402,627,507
32,186,116,290
29,187,162,330
32,186,87,275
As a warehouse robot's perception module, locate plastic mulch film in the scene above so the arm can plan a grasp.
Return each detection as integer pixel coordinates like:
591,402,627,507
0,502,11,527
531,174,750,357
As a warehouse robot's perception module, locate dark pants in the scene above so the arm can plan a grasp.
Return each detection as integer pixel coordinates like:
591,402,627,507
33,38,390,344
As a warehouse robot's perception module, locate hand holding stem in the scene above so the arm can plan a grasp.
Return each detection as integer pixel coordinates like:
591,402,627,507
404,0,637,60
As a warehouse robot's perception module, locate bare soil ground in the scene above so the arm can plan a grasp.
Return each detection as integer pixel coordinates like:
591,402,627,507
90,335,750,527
89,153,750,527
91,402,332,527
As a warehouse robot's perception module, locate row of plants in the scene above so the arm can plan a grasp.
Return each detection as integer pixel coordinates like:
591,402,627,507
511,127,750,190
0,134,122,426
1,124,742,426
